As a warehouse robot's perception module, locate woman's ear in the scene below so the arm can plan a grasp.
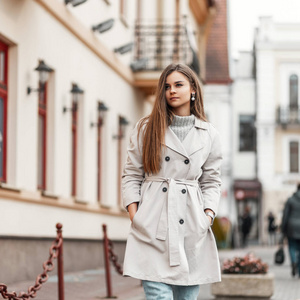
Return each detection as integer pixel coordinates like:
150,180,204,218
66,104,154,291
190,85,196,94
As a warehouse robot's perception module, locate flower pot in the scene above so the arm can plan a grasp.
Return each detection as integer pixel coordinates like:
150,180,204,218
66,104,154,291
211,273,274,299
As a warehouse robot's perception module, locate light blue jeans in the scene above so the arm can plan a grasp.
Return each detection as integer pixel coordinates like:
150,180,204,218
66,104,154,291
142,280,200,300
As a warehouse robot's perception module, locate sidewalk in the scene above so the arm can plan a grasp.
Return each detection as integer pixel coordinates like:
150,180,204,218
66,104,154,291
4,245,300,300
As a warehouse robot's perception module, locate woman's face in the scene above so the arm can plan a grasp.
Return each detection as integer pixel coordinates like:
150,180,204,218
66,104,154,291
165,71,194,116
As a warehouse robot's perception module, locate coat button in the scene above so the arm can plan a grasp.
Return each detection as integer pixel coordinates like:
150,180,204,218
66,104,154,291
165,156,170,161
162,187,167,192
184,159,190,164
179,219,184,224
181,189,186,194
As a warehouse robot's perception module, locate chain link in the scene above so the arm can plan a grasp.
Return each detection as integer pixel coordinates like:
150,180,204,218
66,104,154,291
108,240,123,275
0,231,63,300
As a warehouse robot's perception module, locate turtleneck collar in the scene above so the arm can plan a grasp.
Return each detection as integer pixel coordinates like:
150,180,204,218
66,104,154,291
170,115,195,142
171,114,195,127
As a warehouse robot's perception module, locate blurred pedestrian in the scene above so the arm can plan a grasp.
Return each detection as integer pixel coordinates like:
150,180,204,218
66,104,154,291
281,184,300,278
122,64,222,299
241,206,252,247
268,211,277,246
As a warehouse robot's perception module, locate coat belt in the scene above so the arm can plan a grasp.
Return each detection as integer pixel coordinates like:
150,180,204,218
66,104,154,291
144,176,199,267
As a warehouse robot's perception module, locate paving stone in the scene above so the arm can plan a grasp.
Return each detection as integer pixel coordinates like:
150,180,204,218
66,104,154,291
4,246,300,300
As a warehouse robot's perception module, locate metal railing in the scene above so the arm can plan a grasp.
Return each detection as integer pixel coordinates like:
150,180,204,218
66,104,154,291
0,223,64,300
277,106,300,126
131,21,199,73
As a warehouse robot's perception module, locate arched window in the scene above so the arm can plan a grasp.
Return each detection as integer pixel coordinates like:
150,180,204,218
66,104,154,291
37,82,47,190
0,41,8,183
290,141,299,173
289,74,298,108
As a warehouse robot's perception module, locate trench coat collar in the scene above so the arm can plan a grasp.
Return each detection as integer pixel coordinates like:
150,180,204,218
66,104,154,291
164,117,208,157
194,117,209,130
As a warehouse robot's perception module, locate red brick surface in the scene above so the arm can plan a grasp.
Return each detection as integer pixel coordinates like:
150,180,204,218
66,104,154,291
205,0,232,83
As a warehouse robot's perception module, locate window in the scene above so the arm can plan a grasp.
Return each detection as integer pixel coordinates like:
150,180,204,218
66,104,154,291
97,106,103,203
37,82,47,190
0,50,5,82
117,117,123,206
289,74,298,108
71,101,78,196
0,94,5,182
290,141,299,173
239,115,256,152
0,41,8,183
117,116,128,206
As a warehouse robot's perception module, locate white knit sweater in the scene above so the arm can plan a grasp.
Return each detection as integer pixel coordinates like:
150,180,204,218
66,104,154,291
170,114,195,142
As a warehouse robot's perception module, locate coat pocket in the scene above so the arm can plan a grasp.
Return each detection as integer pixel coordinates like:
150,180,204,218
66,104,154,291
189,188,210,232
132,182,153,227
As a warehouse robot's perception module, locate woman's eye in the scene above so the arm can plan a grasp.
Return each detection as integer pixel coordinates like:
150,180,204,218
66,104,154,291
165,85,170,90
176,84,183,87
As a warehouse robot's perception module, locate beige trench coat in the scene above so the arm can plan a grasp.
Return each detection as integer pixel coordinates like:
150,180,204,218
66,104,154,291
122,117,222,285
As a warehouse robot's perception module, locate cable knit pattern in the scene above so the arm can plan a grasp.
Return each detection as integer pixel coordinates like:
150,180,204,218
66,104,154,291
170,114,195,142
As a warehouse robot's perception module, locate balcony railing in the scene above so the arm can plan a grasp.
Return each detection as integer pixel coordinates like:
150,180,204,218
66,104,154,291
277,106,300,126
131,21,199,74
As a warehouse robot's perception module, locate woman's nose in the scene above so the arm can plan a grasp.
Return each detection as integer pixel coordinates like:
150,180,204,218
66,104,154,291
170,86,176,93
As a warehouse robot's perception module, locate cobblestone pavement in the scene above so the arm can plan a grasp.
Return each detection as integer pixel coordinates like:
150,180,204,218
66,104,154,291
4,245,300,300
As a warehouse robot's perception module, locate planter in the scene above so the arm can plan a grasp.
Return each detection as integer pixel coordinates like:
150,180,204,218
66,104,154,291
211,273,274,299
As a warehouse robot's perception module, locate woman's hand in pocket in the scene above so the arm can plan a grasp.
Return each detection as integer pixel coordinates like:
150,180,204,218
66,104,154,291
128,202,138,222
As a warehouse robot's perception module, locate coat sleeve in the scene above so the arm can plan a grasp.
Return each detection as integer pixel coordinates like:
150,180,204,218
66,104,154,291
122,122,145,210
199,126,222,215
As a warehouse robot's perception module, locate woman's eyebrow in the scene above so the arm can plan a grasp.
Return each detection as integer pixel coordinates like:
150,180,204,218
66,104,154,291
165,80,184,85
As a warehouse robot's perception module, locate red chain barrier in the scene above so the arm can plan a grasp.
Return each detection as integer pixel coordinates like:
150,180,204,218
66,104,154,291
0,223,64,300
102,224,123,298
108,240,123,275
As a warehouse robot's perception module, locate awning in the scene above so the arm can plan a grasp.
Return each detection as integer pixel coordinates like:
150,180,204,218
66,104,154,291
233,179,262,200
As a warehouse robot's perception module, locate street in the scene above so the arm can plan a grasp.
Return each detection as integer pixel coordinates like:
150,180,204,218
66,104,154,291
4,245,300,300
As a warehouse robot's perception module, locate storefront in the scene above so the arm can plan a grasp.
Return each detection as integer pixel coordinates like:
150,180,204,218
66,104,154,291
234,179,262,245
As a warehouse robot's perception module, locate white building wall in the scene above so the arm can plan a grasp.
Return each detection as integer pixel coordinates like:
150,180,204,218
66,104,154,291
232,52,256,179
256,50,276,190
0,0,145,239
62,0,137,66
0,198,130,239
204,84,233,218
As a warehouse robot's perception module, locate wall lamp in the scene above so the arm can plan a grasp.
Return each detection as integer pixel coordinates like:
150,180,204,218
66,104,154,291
130,58,148,72
65,0,88,7
114,42,133,55
113,116,129,139
90,102,109,127
27,60,53,95
92,19,114,33
63,83,84,113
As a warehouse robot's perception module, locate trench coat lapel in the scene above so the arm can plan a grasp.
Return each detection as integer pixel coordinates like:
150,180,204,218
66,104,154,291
164,127,188,157
164,118,209,157
182,118,208,156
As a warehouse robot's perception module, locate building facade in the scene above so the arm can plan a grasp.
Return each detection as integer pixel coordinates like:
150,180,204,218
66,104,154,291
0,0,216,282
255,17,300,243
231,51,261,245
203,0,234,248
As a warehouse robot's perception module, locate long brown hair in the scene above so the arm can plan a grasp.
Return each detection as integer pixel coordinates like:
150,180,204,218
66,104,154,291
138,63,207,174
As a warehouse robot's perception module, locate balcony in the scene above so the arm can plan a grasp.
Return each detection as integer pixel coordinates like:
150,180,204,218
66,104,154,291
277,106,300,127
131,21,200,94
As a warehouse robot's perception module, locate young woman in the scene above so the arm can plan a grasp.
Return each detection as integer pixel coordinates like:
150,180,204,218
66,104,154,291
122,63,222,299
